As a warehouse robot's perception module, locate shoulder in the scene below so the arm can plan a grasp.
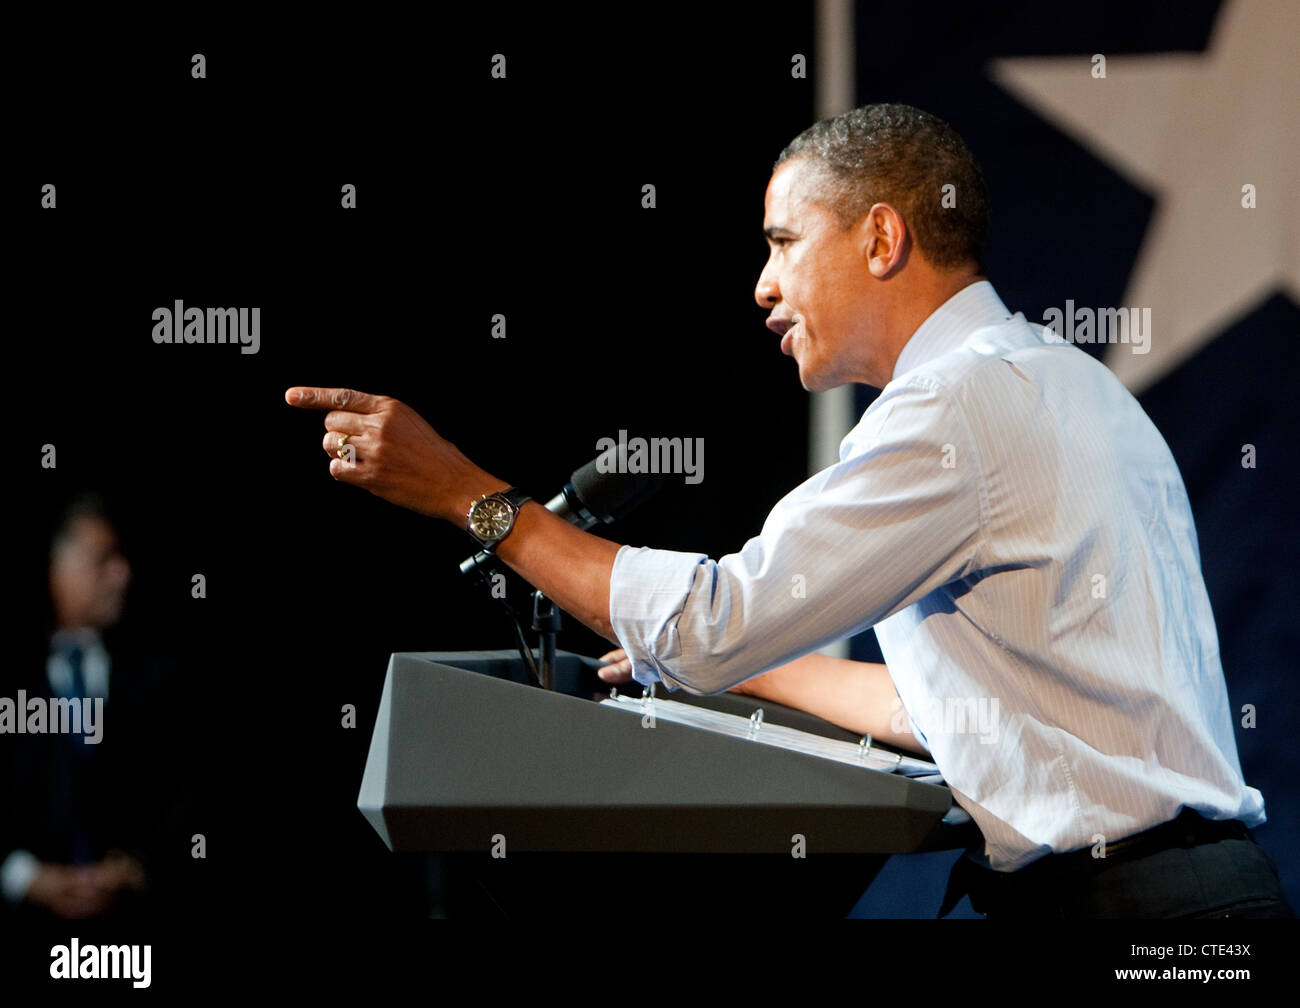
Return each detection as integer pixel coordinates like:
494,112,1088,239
907,317,1113,424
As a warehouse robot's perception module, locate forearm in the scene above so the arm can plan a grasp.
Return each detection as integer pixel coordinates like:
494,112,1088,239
492,499,622,642
732,653,924,755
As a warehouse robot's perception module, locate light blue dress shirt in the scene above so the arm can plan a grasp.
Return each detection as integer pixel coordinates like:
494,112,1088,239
609,280,1264,871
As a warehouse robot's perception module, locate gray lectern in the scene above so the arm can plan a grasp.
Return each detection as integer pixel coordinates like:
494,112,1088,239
359,651,961,855
357,650,977,917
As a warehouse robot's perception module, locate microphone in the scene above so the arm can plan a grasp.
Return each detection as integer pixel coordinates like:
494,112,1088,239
548,450,664,527
459,448,664,576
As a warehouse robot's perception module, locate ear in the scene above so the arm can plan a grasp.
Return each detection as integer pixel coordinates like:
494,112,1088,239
859,202,908,278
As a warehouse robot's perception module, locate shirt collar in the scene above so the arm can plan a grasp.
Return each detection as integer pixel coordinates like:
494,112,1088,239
890,280,1013,381
50,627,103,654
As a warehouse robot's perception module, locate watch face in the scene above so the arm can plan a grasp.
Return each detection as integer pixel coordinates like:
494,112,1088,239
470,497,514,540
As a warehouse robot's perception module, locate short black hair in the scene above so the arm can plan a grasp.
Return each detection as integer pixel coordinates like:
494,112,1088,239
775,103,990,271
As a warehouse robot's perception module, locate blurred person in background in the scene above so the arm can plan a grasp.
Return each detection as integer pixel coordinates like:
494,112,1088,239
0,493,186,923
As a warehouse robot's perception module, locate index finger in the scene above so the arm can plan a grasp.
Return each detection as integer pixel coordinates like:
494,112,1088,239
285,387,385,412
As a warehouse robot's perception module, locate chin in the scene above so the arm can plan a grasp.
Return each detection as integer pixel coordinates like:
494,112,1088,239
798,369,838,394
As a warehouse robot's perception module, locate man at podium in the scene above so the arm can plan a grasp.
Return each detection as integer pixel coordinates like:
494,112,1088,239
287,103,1291,920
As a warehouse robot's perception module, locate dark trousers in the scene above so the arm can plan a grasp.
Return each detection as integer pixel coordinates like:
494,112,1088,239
944,810,1295,919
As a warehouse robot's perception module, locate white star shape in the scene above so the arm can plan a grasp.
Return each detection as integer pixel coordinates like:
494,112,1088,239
991,0,1300,392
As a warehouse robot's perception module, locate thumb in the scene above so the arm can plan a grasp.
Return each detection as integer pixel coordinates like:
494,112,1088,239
596,651,633,683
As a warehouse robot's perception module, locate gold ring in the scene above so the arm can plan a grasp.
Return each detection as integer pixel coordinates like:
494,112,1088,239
336,433,351,460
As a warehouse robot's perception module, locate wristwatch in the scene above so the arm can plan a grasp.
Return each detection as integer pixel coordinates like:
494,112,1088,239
466,487,533,553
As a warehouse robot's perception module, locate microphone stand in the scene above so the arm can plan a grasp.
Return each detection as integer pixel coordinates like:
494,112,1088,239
463,551,541,688
460,483,592,692
462,549,560,691
532,591,561,691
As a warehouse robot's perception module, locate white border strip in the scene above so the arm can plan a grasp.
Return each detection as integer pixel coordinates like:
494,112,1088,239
813,0,856,658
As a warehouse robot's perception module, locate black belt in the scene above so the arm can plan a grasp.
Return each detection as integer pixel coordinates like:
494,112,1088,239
939,808,1253,918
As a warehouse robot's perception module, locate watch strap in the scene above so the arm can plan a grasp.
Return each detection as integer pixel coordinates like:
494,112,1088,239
498,487,532,511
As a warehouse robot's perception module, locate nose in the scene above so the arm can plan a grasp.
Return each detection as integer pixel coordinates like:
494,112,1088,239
754,256,780,309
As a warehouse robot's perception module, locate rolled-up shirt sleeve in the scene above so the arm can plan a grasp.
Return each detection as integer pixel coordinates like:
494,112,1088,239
609,375,987,693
